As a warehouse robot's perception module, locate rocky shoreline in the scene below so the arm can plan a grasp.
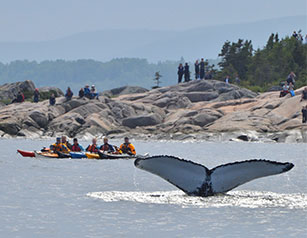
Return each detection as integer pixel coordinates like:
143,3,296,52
0,80,306,143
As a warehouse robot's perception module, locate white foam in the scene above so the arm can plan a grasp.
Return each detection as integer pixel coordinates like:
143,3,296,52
87,190,307,209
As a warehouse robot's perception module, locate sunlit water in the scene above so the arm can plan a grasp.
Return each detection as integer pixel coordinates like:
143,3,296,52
0,138,306,238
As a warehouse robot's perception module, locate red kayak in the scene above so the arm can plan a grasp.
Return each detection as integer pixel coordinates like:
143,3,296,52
17,149,35,157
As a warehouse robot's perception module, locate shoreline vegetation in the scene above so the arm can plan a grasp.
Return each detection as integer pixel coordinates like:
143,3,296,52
0,32,306,143
0,79,306,143
0,33,306,94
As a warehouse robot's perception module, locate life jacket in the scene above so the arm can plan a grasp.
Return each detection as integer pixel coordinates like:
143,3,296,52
86,144,98,153
120,143,136,155
72,144,82,152
51,143,70,153
100,143,114,152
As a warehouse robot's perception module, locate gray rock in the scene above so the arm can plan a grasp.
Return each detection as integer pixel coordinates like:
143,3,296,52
0,80,35,100
184,92,219,102
101,86,148,97
122,113,163,128
192,112,220,127
29,111,48,129
38,86,64,96
0,120,20,135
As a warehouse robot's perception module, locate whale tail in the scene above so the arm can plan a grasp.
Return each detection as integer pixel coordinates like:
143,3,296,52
134,156,294,197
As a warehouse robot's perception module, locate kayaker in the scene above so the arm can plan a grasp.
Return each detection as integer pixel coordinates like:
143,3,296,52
84,85,91,98
50,137,70,153
86,138,99,153
71,138,84,152
119,137,136,155
61,136,72,150
100,137,115,153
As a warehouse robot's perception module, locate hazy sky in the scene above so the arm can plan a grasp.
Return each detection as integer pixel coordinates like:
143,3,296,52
0,0,306,42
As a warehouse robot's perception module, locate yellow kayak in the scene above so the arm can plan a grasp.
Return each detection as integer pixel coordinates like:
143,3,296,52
85,152,100,159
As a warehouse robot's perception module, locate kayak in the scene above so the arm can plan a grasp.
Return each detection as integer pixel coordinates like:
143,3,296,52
85,152,100,159
98,151,136,160
70,152,87,159
57,151,71,158
34,151,59,158
17,149,35,157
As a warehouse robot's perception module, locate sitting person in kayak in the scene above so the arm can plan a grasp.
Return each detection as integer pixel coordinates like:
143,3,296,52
86,138,99,153
50,137,70,153
100,137,115,153
61,135,72,150
71,138,84,152
119,137,136,155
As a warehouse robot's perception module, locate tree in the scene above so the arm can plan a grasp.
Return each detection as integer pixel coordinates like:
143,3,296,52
152,71,162,89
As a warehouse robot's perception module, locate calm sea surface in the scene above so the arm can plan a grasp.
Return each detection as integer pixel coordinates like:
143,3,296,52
0,138,306,238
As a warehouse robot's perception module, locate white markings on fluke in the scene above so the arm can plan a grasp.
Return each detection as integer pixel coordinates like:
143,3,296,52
134,156,294,197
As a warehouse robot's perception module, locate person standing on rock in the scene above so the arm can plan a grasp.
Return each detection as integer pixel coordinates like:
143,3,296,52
194,60,200,80
225,75,230,84
100,137,115,153
287,72,296,86
302,106,307,123
300,87,307,101
86,138,100,153
177,63,184,83
120,137,136,155
184,63,190,82
200,58,205,80
33,88,40,103
71,138,84,152
49,93,56,106
65,87,73,101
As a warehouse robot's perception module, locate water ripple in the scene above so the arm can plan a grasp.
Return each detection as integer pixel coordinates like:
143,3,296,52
87,190,307,209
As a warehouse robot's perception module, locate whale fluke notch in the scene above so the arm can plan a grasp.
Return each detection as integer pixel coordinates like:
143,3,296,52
134,156,294,197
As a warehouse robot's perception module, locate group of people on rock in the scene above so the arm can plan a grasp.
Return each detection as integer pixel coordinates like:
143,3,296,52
64,85,99,101
78,85,99,99
280,72,296,97
49,136,136,155
177,58,213,83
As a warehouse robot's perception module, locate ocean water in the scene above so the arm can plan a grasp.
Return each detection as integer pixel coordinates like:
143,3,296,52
0,138,306,238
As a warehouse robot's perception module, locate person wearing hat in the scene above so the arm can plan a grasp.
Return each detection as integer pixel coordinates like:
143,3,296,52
90,85,99,99
50,137,70,153
84,85,91,98
119,137,136,155
33,88,40,103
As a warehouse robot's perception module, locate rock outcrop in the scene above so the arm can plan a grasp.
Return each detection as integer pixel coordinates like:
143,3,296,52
0,79,306,142
0,80,35,101
101,86,148,98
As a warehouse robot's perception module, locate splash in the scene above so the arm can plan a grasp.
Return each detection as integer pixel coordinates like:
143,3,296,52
87,190,307,209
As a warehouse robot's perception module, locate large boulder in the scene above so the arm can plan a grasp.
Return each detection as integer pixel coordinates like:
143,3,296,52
38,86,63,96
29,111,49,129
0,80,35,100
101,86,148,98
122,113,163,128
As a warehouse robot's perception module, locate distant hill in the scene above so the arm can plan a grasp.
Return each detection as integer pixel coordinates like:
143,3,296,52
0,15,305,62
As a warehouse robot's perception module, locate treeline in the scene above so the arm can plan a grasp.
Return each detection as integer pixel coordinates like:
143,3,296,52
0,33,306,93
0,58,182,92
216,33,307,91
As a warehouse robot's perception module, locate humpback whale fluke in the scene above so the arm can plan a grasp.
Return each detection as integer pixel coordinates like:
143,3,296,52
134,156,294,197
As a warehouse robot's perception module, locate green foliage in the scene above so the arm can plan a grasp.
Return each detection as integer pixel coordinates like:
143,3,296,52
218,34,307,91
